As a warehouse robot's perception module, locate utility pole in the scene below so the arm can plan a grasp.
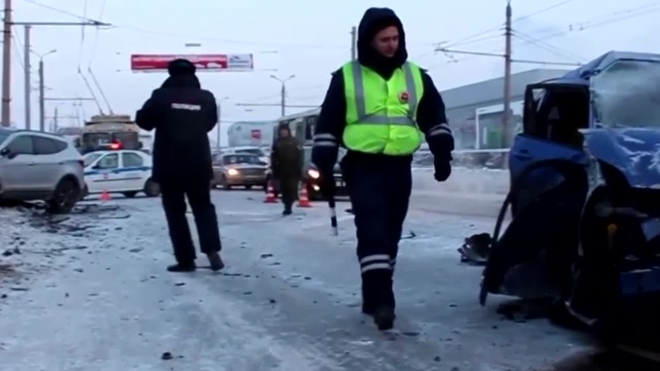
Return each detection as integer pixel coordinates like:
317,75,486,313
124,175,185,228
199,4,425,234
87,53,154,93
53,106,58,132
1,12,110,129
33,49,56,132
270,74,295,117
503,0,513,148
2,0,12,127
23,25,30,129
38,57,44,131
351,26,357,60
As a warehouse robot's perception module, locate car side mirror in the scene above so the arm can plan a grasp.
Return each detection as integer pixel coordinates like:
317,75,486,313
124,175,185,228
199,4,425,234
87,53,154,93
0,148,16,159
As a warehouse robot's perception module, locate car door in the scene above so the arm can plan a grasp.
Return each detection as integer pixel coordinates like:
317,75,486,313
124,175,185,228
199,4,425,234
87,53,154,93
508,83,590,215
0,134,38,192
32,135,65,191
86,153,121,193
120,151,148,190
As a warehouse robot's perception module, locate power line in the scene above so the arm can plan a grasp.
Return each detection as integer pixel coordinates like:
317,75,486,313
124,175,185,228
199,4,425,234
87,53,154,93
10,31,25,72
440,0,578,49
512,30,585,63
514,0,578,23
427,2,660,71
524,2,660,43
88,0,107,66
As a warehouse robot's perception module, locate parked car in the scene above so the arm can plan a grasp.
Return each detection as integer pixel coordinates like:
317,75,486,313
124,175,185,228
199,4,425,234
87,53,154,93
83,149,160,198
223,146,270,165
264,147,347,200
0,128,85,213
211,153,268,190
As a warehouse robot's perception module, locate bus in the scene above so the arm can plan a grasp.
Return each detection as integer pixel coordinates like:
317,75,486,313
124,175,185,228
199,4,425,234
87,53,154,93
80,114,141,154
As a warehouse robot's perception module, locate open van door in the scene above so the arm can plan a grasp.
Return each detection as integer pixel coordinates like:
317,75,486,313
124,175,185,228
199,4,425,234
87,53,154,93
507,82,591,215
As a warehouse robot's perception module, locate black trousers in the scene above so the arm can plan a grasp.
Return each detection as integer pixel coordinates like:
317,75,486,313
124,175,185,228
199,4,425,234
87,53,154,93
342,152,413,310
278,176,299,208
160,178,221,263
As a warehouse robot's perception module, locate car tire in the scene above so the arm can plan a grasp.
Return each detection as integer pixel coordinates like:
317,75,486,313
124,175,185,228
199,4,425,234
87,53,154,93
144,178,160,197
47,177,80,214
123,191,138,198
221,176,232,190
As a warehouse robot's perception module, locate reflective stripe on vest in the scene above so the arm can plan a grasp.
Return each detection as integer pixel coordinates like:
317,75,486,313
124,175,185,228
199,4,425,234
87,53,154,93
342,61,424,155
348,61,420,126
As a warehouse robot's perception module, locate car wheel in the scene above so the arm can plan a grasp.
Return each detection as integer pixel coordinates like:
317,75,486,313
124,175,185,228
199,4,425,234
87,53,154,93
245,185,253,190
221,176,232,190
123,191,138,198
47,178,80,214
144,178,160,197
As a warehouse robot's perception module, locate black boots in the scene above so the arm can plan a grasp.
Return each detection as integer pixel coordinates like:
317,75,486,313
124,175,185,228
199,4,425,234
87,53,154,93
167,261,197,272
282,204,292,216
167,252,224,272
373,306,396,330
206,251,225,271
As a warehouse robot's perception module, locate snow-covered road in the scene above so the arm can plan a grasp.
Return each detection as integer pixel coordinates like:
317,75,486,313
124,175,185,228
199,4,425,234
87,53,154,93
0,189,592,371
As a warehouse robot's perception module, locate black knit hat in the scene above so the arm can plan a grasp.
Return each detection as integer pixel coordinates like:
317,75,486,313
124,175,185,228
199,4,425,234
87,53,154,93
167,59,196,76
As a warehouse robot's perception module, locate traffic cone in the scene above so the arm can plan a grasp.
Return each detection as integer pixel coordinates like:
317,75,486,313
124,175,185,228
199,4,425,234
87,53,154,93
263,180,278,203
99,189,111,202
296,183,312,208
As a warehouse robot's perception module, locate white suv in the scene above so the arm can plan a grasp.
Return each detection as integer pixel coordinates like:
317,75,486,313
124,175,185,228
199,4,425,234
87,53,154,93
0,128,85,213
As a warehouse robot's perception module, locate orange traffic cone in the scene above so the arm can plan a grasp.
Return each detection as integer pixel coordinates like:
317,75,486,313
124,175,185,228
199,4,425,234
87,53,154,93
263,180,278,203
99,189,111,202
297,183,311,208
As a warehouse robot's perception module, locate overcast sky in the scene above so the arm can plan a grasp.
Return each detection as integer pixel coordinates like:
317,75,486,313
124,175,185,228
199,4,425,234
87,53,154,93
7,0,660,144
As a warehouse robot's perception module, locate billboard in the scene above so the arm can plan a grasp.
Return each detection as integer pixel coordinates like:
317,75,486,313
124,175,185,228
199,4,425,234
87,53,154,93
130,54,254,72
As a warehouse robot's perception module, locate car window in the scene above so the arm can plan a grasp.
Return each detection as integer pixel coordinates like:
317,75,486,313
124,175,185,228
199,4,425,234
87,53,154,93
33,136,65,155
235,148,264,156
122,152,144,167
83,153,103,167
0,131,9,145
7,135,34,155
96,153,119,169
223,154,260,164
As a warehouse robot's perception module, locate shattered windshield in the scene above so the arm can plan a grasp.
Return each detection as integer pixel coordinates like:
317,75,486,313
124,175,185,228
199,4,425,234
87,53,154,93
592,59,660,128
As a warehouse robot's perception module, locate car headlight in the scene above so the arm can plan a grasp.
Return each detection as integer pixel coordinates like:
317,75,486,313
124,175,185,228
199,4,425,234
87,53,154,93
227,168,239,176
307,169,320,179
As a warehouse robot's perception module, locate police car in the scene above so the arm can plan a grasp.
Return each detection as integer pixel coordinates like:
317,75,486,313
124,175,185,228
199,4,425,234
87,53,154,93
82,148,160,198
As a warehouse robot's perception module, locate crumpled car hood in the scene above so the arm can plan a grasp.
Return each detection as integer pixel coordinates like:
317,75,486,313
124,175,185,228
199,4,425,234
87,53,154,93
583,128,660,188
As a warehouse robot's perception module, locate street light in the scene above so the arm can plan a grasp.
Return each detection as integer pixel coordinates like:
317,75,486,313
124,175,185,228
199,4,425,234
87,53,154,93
31,49,57,132
270,75,295,117
217,96,229,150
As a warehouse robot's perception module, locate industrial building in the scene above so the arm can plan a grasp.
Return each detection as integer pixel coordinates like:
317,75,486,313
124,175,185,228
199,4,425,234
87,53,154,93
442,68,569,150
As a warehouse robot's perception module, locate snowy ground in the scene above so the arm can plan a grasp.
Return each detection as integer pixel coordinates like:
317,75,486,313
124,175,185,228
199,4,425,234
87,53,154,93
0,187,593,371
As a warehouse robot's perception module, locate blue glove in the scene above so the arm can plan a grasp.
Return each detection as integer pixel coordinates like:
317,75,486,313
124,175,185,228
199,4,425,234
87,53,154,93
434,156,451,182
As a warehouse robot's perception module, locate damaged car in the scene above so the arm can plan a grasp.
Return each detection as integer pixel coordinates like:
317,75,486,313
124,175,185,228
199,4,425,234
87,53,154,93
472,51,660,342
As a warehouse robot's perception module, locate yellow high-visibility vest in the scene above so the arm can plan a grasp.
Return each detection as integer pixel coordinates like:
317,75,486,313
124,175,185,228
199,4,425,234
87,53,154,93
342,61,425,155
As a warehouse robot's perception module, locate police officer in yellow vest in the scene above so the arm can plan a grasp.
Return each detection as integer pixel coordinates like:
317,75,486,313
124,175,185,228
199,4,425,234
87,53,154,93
312,7,454,330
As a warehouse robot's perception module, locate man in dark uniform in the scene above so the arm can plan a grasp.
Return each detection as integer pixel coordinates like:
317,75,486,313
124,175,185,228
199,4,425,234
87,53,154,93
312,8,454,330
270,123,303,215
135,59,224,272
